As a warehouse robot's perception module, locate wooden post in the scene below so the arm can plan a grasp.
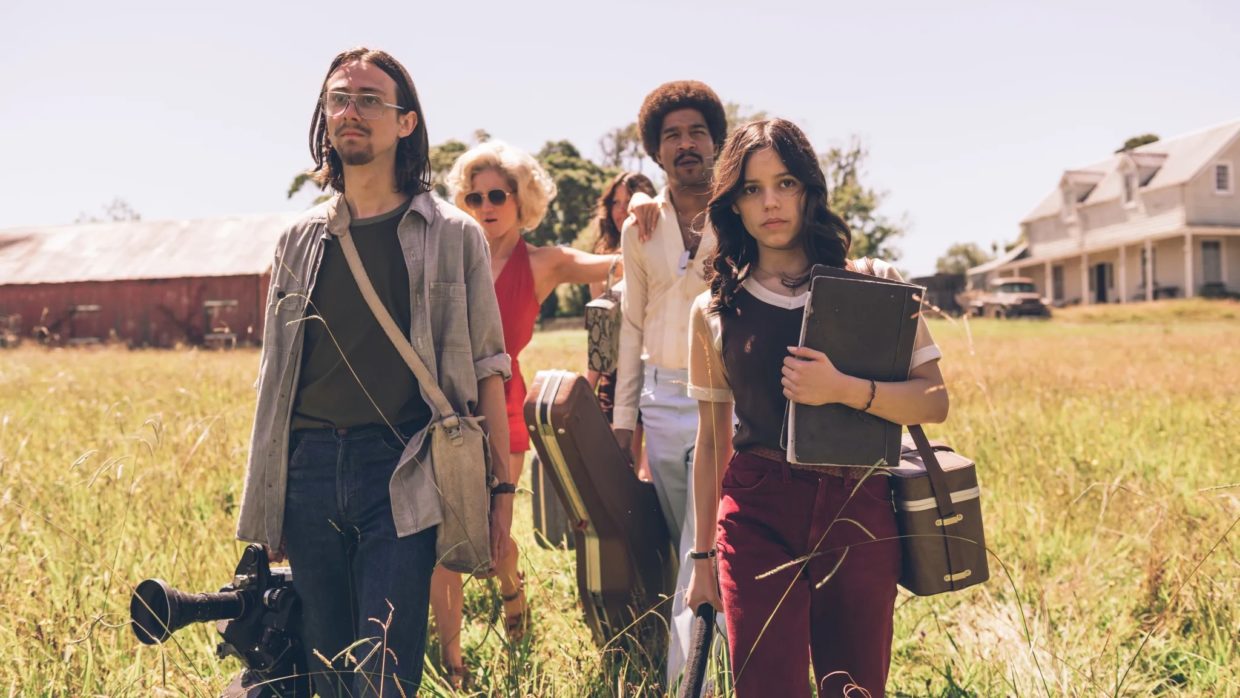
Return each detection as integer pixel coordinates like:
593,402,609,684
1145,238,1154,302
1081,252,1090,305
1184,231,1194,298
1118,245,1127,304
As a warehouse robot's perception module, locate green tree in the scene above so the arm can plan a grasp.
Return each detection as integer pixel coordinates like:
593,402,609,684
75,197,141,224
529,140,615,317
598,122,646,172
531,140,612,247
725,102,770,133
428,139,468,198
935,242,993,275
1115,133,1160,153
819,136,906,262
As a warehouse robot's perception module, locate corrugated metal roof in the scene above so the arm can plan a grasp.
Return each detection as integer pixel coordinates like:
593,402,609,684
0,213,300,285
1021,119,1240,223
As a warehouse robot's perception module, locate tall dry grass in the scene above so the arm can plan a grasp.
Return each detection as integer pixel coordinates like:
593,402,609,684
0,302,1236,696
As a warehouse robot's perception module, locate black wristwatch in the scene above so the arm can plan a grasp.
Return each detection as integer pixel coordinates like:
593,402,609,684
490,482,517,496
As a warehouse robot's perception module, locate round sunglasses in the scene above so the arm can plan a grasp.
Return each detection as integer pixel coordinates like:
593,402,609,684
464,189,513,209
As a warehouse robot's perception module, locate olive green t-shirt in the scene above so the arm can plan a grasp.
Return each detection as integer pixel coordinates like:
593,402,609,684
290,200,431,431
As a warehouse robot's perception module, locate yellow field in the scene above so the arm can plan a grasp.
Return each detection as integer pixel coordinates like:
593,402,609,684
1,300,1237,696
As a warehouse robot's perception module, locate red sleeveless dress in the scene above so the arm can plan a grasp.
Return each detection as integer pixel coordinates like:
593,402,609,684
494,241,540,453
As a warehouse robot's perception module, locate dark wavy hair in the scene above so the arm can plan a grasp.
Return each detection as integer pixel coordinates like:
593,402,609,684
637,80,727,163
308,47,431,196
593,172,657,253
705,118,852,314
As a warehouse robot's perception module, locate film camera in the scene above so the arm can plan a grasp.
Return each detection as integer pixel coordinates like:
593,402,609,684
130,544,310,697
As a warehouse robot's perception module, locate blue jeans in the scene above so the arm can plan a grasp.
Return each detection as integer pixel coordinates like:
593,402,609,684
284,421,436,697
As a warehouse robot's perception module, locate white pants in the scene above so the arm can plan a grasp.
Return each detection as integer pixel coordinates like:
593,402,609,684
640,364,726,689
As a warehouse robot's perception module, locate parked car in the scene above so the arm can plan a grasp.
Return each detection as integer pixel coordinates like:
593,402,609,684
958,277,1051,319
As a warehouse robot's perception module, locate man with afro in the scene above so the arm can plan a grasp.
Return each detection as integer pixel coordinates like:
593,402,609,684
613,79,728,688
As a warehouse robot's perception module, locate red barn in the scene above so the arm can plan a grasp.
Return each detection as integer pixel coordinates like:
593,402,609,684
0,213,298,348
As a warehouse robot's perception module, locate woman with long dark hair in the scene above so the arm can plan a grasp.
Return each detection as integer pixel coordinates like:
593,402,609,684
588,171,656,426
684,119,948,697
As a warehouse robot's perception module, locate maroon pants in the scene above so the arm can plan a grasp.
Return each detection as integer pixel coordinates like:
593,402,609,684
716,451,901,697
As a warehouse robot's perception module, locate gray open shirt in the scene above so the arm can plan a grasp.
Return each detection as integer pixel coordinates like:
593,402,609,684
235,192,510,549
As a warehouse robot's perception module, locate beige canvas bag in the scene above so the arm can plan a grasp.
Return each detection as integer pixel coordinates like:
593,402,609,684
338,229,494,576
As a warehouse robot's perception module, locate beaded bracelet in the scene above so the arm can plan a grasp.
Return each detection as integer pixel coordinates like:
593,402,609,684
860,379,877,413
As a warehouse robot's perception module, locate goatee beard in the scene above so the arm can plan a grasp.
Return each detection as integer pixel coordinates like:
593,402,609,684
672,167,713,190
338,146,375,166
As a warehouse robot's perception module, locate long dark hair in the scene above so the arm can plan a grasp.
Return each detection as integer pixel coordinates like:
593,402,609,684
705,119,851,314
308,47,431,196
594,172,657,253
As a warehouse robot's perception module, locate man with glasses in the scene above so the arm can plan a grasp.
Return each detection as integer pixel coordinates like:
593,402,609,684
612,80,728,688
236,47,512,696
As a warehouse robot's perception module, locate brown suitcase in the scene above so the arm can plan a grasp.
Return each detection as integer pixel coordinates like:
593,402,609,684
524,369,676,649
888,426,989,595
531,453,574,549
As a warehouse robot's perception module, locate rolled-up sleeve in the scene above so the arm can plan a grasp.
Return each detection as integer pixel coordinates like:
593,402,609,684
687,292,731,402
872,259,942,370
613,219,647,430
463,223,511,381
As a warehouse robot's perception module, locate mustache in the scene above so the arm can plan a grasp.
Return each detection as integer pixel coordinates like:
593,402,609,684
334,124,371,137
675,152,702,166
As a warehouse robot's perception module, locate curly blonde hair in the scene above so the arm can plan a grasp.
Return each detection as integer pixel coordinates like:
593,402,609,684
447,141,557,231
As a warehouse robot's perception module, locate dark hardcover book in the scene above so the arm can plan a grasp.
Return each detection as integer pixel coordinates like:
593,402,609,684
784,269,923,467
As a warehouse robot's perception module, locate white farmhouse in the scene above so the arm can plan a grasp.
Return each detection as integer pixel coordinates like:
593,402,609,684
972,120,1240,304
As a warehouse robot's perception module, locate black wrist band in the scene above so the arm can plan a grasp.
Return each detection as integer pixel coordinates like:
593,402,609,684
688,549,716,560
490,482,517,496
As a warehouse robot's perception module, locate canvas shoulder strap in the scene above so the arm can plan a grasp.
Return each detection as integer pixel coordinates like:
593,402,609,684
336,229,458,422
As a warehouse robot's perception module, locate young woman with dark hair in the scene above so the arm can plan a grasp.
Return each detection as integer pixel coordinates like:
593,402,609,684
588,172,657,417
593,172,658,257
684,119,948,697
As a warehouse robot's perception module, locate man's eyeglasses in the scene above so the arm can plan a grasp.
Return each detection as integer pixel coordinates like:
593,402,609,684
464,189,513,209
322,91,405,120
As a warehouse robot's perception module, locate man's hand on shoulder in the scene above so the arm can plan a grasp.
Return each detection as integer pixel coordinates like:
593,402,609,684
627,192,659,243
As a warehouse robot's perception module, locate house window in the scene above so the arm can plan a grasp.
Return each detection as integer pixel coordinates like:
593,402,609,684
1202,240,1222,285
1122,172,1138,206
1051,265,1064,301
1216,162,1233,195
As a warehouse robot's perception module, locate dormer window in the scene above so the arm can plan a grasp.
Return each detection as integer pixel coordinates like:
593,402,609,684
1059,170,1103,221
1122,171,1138,206
1216,162,1234,195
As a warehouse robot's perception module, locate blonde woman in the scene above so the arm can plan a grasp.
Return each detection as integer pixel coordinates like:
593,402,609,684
432,140,619,684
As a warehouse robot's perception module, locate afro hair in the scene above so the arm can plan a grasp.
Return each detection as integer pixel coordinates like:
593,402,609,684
637,80,727,163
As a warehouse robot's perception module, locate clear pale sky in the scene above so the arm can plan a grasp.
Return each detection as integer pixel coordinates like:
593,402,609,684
3,0,1238,275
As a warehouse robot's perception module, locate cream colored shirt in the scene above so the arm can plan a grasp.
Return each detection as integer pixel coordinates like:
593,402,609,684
687,260,942,403
614,188,717,430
